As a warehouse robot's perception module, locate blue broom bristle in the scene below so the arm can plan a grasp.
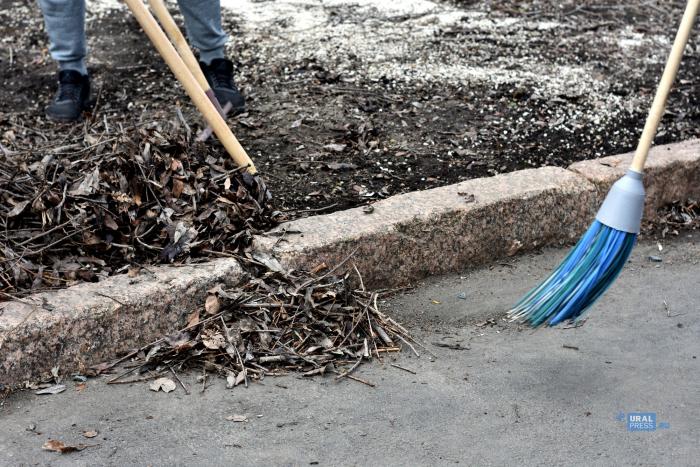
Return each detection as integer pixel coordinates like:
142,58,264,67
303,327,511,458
508,220,637,327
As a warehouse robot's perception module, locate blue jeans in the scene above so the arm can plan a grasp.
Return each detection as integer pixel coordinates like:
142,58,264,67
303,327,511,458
38,0,228,75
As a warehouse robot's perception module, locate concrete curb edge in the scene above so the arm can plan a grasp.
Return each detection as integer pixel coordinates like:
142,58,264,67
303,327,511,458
2,139,698,388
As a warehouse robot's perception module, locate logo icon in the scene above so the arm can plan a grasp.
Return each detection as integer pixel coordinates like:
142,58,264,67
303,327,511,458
627,412,656,431
615,412,670,431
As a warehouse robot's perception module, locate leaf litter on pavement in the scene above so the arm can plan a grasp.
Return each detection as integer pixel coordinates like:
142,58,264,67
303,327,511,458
94,251,420,389
1,111,419,389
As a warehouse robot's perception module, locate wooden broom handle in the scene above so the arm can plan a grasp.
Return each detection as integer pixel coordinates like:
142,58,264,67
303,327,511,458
123,0,257,174
631,0,700,172
147,0,210,91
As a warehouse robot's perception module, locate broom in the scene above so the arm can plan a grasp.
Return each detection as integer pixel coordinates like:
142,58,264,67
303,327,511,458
508,0,700,327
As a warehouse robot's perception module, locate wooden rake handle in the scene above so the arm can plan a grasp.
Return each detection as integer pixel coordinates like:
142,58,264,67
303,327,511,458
123,0,257,174
148,0,225,112
148,0,209,91
631,0,700,172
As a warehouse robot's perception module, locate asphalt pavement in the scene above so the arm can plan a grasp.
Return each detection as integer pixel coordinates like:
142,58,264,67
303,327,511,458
1,236,698,467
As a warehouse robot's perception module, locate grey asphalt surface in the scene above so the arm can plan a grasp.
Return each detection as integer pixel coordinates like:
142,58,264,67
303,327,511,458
1,236,698,467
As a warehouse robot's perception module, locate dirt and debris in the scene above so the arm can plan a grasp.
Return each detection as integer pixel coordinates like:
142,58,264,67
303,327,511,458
0,120,276,296
41,439,90,454
2,0,700,296
149,377,176,393
94,256,418,387
34,384,66,395
643,199,700,238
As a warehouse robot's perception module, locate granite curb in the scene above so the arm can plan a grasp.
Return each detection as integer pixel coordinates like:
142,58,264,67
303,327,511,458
1,259,245,389
2,139,698,389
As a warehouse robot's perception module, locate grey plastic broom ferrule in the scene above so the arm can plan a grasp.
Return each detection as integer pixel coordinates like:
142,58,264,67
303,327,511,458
595,169,646,234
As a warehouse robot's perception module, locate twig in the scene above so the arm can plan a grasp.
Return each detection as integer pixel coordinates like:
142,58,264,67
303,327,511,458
281,203,339,214
20,227,90,257
390,363,416,375
294,246,360,294
335,357,363,380
394,333,420,357
94,292,126,306
170,367,190,394
234,346,248,388
196,101,232,141
353,262,365,292
343,373,375,387
107,373,162,385
107,365,153,384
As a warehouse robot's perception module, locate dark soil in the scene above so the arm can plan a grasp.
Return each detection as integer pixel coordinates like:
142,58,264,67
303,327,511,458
2,0,700,213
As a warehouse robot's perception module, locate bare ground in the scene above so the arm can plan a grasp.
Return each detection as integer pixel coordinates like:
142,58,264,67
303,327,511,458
1,0,700,295
2,0,700,213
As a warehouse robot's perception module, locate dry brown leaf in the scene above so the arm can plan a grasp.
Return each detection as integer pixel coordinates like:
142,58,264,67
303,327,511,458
69,166,100,196
202,332,226,350
506,240,523,257
186,310,200,328
82,231,102,246
103,214,119,231
204,295,220,315
172,179,184,198
42,439,87,453
149,378,176,393
309,262,328,274
35,384,66,395
323,143,346,152
7,200,29,218
226,372,236,389
234,369,247,386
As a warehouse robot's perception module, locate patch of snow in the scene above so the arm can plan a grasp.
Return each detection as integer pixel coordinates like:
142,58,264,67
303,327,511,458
90,0,649,121
535,21,560,30
618,32,646,49
219,0,610,102
87,0,123,14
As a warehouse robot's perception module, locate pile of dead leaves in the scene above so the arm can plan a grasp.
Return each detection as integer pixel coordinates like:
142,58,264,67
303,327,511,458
100,257,420,388
0,116,277,297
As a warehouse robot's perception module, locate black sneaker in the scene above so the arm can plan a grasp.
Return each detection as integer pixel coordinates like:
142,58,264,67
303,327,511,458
200,58,246,114
46,70,90,122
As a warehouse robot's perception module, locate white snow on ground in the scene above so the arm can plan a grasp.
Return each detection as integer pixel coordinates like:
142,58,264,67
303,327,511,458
87,0,124,15
92,0,652,114
214,0,624,105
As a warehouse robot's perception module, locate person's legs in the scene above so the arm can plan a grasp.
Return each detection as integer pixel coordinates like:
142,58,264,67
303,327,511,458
176,0,227,64
38,0,90,121
178,0,245,113
38,0,88,75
